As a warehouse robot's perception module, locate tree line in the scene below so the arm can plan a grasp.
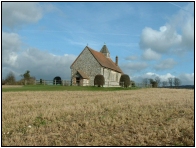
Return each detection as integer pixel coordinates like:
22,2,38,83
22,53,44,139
143,76,181,88
2,70,181,88
2,70,35,85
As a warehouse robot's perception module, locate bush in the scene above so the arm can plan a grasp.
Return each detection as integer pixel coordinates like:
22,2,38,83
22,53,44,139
27,77,36,85
94,74,105,87
131,80,136,87
151,81,157,88
53,76,62,85
18,77,36,85
2,79,6,85
40,79,43,84
119,74,131,88
4,72,16,85
149,79,158,88
15,80,24,85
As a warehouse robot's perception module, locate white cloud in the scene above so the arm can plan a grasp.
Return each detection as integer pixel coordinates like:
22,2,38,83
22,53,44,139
139,3,194,54
140,25,182,53
16,48,76,80
159,26,167,32
2,32,21,52
5,53,18,67
142,48,161,60
2,32,21,66
154,58,177,71
143,72,174,81
131,72,175,84
131,72,193,85
2,47,77,80
121,62,148,73
169,3,194,53
143,72,176,82
125,55,138,61
2,2,78,81
2,2,43,28
181,18,194,49
179,73,194,85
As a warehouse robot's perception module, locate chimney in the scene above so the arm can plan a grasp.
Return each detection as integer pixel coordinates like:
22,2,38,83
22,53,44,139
115,56,118,66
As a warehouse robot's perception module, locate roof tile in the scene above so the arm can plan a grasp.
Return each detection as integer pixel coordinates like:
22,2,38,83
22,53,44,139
70,46,123,73
87,47,123,73
77,70,89,79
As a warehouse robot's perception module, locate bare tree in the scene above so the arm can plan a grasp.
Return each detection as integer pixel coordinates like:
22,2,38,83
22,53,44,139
173,77,181,87
155,76,161,87
20,70,35,85
162,81,168,87
149,79,157,88
143,78,148,87
168,77,173,87
2,78,6,85
23,70,31,80
5,71,16,85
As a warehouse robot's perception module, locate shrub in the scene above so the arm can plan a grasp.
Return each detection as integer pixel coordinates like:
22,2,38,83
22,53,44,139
94,74,105,87
40,79,43,84
2,79,6,85
15,80,24,85
18,77,36,85
27,77,36,85
149,79,158,88
131,80,136,87
151,81,157,88
4,72,16,85
53,76,62,85
119,74,131,88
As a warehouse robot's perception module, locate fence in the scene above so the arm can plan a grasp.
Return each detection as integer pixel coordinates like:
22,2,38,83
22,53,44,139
135,83,152,88
104,81,123,87
35,80,71,86
72,81,124,87
34,80,122,87
34,80,152,88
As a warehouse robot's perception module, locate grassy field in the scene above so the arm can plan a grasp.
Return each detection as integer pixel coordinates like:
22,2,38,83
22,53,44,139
2,85,139,92
2,88,194,146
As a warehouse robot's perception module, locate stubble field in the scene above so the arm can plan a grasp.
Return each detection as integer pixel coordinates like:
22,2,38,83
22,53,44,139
2,88,194,146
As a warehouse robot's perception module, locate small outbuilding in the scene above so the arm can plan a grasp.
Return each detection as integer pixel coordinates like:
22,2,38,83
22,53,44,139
72,70,89,86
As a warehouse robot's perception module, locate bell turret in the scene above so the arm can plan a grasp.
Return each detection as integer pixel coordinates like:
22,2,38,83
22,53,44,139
100,44,110,58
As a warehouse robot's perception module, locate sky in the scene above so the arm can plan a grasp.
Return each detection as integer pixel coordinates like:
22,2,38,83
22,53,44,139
2,1,194,85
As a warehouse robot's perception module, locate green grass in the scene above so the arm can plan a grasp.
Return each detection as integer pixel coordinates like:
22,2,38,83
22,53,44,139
2,85,140,92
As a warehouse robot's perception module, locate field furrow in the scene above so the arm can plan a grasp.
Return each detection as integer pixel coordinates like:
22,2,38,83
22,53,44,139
2,88,194,146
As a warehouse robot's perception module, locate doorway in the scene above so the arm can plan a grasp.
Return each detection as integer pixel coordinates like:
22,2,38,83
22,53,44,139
76,77,80,86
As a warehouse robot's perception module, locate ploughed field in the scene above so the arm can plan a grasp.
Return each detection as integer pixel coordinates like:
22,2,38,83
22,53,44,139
2,88,194,146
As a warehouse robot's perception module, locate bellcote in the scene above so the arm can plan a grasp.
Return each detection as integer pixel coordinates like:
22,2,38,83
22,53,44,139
100,44,110,58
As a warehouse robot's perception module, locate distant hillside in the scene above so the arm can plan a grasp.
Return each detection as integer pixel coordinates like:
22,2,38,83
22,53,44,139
162,85,194,89
179,85,195,89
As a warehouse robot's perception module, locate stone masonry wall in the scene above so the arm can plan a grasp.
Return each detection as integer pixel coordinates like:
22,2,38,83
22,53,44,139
71,47,102,86
101,67,122,86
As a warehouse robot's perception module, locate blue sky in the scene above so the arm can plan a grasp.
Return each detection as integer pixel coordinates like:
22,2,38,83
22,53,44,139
2,2,194,85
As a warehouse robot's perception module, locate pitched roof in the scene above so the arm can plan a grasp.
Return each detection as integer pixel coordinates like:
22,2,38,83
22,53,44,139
100,44,110,54
87,46,123,73
77,70,89,79
70,46,123,73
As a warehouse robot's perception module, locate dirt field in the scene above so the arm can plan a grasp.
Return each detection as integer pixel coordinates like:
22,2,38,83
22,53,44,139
2,85,23,88
2,88,194,146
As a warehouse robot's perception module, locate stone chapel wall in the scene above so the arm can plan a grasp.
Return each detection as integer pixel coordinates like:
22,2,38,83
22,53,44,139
71,48,102,86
